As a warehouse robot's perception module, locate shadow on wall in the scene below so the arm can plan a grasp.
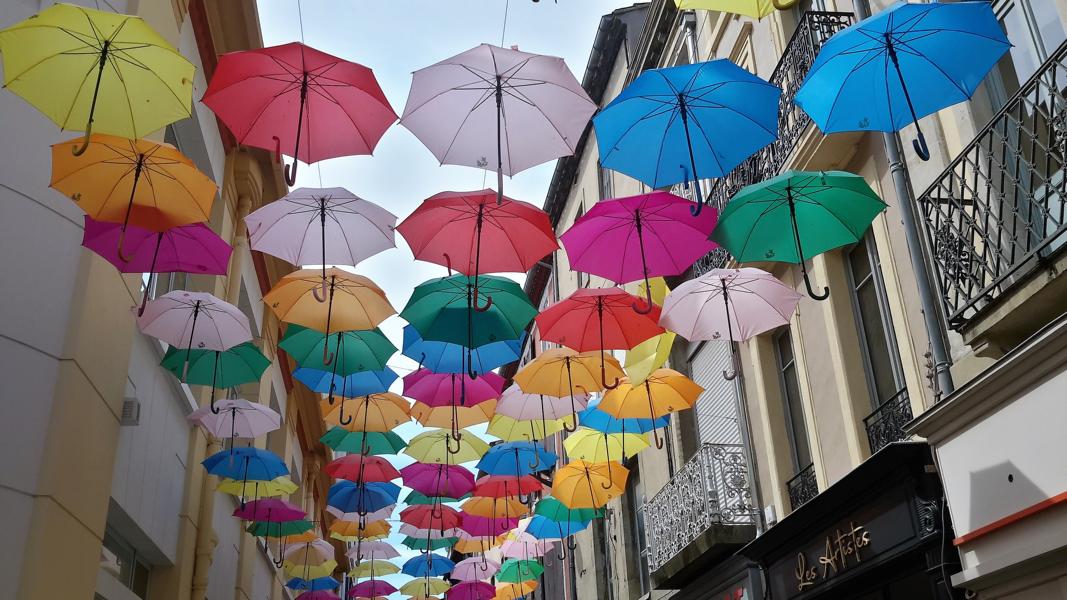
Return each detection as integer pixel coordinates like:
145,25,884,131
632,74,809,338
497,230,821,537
966,461,1045,536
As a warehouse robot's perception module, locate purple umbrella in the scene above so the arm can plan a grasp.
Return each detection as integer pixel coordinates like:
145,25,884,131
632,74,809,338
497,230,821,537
660,268,802,380
188,398,281,443
400,463,476,499
137,291,253,379
82,216,232,315
349,580,396,598
560,191,719,313
446,581,495,600
233,498,306,522
459,513,519,538
401,44,595,205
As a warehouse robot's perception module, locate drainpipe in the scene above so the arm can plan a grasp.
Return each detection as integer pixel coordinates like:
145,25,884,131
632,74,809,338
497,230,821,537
852,0,955,399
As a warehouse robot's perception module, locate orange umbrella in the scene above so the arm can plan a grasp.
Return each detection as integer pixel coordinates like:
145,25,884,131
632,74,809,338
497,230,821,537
321,393,410,431
329,518,391,541
597,368,703,448
513,348,624,429
552,460,628,508
454,535,499,555
411,400,496,429
495,581,538,600
461,497,528,519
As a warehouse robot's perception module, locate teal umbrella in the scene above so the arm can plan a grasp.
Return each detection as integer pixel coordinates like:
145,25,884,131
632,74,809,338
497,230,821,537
403,490,470,505
161,342,270,413
711,170,886,300
401,535,456,552
497,558,544,583
319,427,407,455
280,325,396,373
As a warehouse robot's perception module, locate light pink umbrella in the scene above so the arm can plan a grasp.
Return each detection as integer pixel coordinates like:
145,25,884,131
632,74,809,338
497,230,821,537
495,385,588,426
283,538,335,561
660,268,802,380
245,187,397,298
398,524,462,539
137,291,252,378
499,533,553,559
327,505,395,522
188,398,280,442
400,44,595,205
345,540,400,562
452,556,500,582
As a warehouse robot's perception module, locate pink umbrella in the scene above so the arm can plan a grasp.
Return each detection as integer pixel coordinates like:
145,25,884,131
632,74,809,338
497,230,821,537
401,463,476,498
500,533,553,559
245,187,396,298
350,581,397,598
446,581,496,600
559,191,719,312
452,556,500,582
460,514,518,538
327,505,395,522
345,540,400,562
232,498,305,522
297,592,341,600
82,216,232,315
403,369,504,407
495,385,587,433
137,291,253,378
188,398,281,442
660,268,802,379
401,44,595,205
283,539,335,561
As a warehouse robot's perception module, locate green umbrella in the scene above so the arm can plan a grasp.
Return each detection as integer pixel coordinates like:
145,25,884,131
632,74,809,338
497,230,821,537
320,427,407,455
403,490,470,505
246,519,314,537
498,559,544,583
161,342,271,413
401,535,456,552
534,497,603,523
401,275,536,377
280,325,396,374
711,170,886,301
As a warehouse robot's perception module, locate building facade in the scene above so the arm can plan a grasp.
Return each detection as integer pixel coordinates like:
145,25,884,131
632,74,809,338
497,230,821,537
515,0,1067,599
0,2,333,599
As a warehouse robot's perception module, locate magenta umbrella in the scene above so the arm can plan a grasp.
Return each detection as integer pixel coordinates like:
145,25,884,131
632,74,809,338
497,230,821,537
453,556,500,582
446,581,495,600
296,592,341,600
459,514,518,538
137,291,253,379
401,463,476,499
232,498,305,522
82,216,232,316
349,581,396,598
660,267,802,380
559,191,718,313
404,369,504,407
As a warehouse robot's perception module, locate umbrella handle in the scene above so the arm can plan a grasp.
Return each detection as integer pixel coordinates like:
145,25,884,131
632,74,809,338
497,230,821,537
557,545,568,561
117,227,137,263
312,277,328,303
473,291,493,313
771,0,798,8
568,537,577,551
446,432,462,455
631,284,654,315
284,158,298,187
339,399,353,426
138,273,153,317
913,130,931,161
652,425,665,450
443,252,453,276
602,372,620,390
799,264,830,301
71,125,93,156
562,413,578,433
210,387,221,414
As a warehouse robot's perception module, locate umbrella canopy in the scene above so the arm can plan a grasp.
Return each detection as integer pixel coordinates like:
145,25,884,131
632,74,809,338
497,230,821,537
711,171,887,299
660,267,802,378
162,342,270,395
674,0,778,19
324,455,401,484
0,4,193,152
497,559,543,584
218,476,297,499
285,559,338,580
552,461,628,508
593,59,780,216
398,524,461,539
401,579,452,597
202,447,287,481
138,291,252,354
461,497,528,520
287,577,340,591
264,268,394,345
404,430,489,465
320,393,410,431
321,428,407,455
577,405,668,435
534,497,603,523
351,581,398,598
326,505,395,523
495,386,588,434
401,536,457,552
401,505,462,531
281,326,397,376
563,427,649,463
328,481,401,515
411,400,496,431
535,288,663,389
400,463,477,499
625,278,675,385
284,539,338,562
560,191,718,309
345,540,399,562
403,326,524,375
403,370,504,408
487,413,574,443
350,559,399,579
402,275,537,350
494,582,538,600
401,44,594,203
460,514,519,537
513,348,618,423
598,370,703,448
233,498,305,522
248,519,314,537
472,475,543,499
498,533,553,559
330,519,391,541
188,398,281,441
454,532,499,555
402,554,455,578
404,490,470,506
203,41,396,184
477,442,556,476
453,557,500,581
295,367,399,399
795,1,1009,160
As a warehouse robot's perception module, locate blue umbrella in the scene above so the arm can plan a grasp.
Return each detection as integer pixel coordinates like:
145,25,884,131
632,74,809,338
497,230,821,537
401,553,456,577
795,1,1009,160
285,576,340,591
328,481,401,516
593,59,780,216
402,325,525,375
293,366,398,397
202,447,287,481
524,514,591,541
477,441,557,475
577,405,668,434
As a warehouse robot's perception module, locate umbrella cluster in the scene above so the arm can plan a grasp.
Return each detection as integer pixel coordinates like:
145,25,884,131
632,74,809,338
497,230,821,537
0,1,1012,599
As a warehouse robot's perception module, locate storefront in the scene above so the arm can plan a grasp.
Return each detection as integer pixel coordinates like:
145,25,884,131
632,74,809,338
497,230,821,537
739,443,963,600
669,554,763,600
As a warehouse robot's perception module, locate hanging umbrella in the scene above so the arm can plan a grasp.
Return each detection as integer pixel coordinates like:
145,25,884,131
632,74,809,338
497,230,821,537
411,400,496,431
534,497,602,523
400,463,477,499
327,505,395,523
287,577,341,591
401,505,463,531
398,524,461,540
460,515,519,538
626,278,676,385
163,342,270,412
284,539,338,562
552,461,628,508
535,288,663,389
330,519,391,542
202,448,287,482
404,430,489,465
674,0,795,20
320,393,410,431
472,475,543,499
494,581,538,600
560,191,718,310
401,44,595,205
350,560,399,579
81,216,230,315
187,398,280,447
248,518,315,559
403,326,524,375
795,1,1009,160
454,531,499,555
404,370,505,407
660,267,802,378
711,171,886,300
593,59,780,216
563,427,649,463
461,497,528,520
138,292,253,379
597,369,703,449
324,455,401,484
401,579,452,598
217,475,297,499
0,4,193,153
401,536,457,553
513,349,618,428
397,189,557,308
404,490,471,506
345,541,399,562
296,591,342,600
321,428,407,456
487,413,574,443
477,442,556,476
577,406,669,435
294,367,398,402
233,498,305,523
285,559,339,580
498,532,553,559
350,581,398,599
328,481,401,516
493,385,585,434
281,326,396,375
246,187,397,295
203,42,396,185
497,559,543,584
402,554,455,578
522,513,589,560
453,557,500,582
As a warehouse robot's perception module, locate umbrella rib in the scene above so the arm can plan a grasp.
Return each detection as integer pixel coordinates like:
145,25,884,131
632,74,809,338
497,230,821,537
819,47,887,129
650,106,682,188
435,88,497,165
310,83,377,154
890,39,973,98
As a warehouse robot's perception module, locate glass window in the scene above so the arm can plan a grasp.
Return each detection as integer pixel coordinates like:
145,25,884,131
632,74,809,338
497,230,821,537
984,0,1066,110
775,330,811,471
597,162,613,201
101,527,151,600
847,233,905,408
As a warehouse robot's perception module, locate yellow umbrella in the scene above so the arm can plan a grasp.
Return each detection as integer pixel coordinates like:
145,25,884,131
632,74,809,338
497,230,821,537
329,519,391,541
400,579,451,596
598,369,703,448
411,400,496,429
624,278,675,385
0,4,194,154
514,348,623,429
674,0,795,20
563,427,649,462
320,393,410,432
404,428,489,464
217,476,297,498
461,497,529,519
487,413,573,442
495,581,538,600
351,559,400,579
552,460,628,508
284,558,337,579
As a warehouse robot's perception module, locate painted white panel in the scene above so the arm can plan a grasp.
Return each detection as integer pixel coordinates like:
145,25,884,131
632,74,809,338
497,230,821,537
208,495,242,600
689,342,742,445
252,544,276,600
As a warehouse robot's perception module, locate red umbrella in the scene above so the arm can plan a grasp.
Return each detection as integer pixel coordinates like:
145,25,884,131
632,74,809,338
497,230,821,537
535,288,664,389
401,504,462,531
323,455,400,483
396,190,557,311
472,475,543,499
202,42,396,185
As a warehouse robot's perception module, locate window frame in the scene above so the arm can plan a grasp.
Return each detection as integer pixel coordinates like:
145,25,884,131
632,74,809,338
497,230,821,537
773,329,811,474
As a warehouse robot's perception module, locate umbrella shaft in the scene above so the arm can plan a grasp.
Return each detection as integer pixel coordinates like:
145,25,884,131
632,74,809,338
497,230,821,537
496,78,504,204
122,158,145,231
678,101,704,203
84,41,111,130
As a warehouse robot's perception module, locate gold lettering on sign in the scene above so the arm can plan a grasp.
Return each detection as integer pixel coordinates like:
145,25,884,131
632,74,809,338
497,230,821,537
793,522,872,592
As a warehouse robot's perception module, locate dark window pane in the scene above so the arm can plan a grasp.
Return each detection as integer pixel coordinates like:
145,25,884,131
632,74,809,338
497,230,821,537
776,331,810,470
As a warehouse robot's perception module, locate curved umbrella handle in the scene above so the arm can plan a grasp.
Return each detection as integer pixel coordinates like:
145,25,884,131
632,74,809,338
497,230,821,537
913,130,931,161
652,425,665,450
312,276,328,303
689,197,705,217
473,291,493,313
517,492,531,505
631,283,654,314
339,399,353,426
601,372,620,390
284,159,298,187
568,537,577,551
562,412,578,433
800,267,830,301
722,367,738,381
71,122,94,156
557,545,568,561
772,0,798,8
443,252,453,277
116,227,137,263
527,455,542,471
446,433,463,455
210,387,221,415
601,465,614,490
322,342,335,366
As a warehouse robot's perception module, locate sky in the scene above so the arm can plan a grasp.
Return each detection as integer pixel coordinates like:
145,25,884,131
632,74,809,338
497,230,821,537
254,0,628,589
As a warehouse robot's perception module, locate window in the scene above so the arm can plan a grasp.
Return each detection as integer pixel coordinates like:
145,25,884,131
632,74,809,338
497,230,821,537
984,0,1065,110
574,205,589,288
626,465,650,596
101,527,151,599
266,389,285,456
774,330,811,472
597,161,613,201
847,233,905,408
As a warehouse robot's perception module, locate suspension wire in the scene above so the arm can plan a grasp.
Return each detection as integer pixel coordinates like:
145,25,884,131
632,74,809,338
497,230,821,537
297,0,306,43
500,0,510,46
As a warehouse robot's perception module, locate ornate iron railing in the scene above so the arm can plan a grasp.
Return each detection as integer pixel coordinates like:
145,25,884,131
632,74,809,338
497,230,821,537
684,10,854,276
786,462,818,511
643,443,758,572
920,40,1067,328
863,389,913,454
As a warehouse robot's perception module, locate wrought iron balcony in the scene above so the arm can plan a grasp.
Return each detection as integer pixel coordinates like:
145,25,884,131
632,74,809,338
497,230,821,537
920,40,1067,328
684,10,854,276
863,389,913,454
643,443,758,572
786,462,818,511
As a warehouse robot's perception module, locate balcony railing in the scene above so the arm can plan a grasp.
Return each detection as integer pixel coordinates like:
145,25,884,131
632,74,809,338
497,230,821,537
683,10,854,276
863,389,913,454
786,462,818,511
920,40,1067,328
643,443,758,572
